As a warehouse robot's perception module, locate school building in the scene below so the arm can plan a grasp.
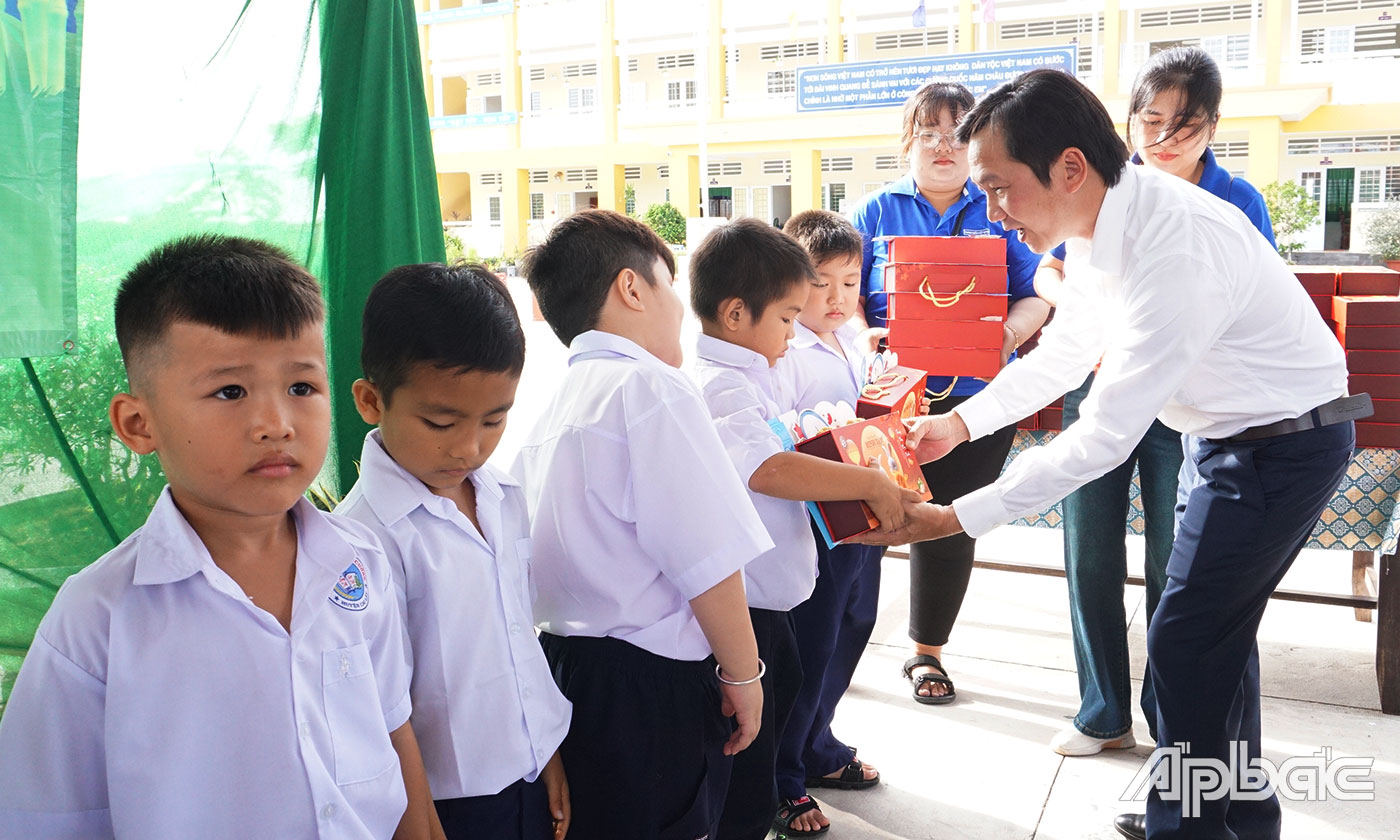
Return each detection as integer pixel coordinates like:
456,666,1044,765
418,0,1400,258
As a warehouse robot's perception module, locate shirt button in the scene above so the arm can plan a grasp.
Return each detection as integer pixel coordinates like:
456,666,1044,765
299,722,311,738
322,804,336,819
537,748,546,761
509,622,522,635
521,687,532,699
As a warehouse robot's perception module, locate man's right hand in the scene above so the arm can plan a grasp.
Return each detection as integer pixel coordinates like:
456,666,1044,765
864,472,924,531
719,679,763,755
905,412,970,463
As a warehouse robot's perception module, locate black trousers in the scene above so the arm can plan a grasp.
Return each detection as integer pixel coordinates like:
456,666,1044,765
539,632,732,840
717,608,803,840
908,393,1019,646
435,777,552,840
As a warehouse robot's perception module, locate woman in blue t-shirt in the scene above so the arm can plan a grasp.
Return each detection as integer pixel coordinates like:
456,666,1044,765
848,81,1050,708
1034,47,1278,762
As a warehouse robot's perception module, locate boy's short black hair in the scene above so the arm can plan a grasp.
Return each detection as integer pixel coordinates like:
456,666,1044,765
783,210,864,268
114,233,324,387
519,209,676,345
955,69,1128,188
360,262,525,404
689,218,815,323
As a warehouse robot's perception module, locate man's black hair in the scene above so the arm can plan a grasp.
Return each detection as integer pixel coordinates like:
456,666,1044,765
689,217,815,323
518,209,676,346
114,233,324,385
955,69,1129,188
783,210,864,268
360,262,525,404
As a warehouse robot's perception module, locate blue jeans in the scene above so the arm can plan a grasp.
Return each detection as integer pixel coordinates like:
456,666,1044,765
1061,373,1183,740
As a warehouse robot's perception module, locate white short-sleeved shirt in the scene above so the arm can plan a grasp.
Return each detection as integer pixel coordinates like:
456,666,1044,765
688,334,817,611
511,330,774,660
0,489,412,840
336,431,572,800
954,164,1349,538
780,321,866,409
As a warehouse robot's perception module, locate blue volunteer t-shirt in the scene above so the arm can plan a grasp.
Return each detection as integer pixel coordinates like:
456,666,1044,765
1049,148,1276,261
849,174,1040,398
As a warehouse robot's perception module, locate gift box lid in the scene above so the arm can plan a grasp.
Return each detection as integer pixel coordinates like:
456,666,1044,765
880,235,1006,266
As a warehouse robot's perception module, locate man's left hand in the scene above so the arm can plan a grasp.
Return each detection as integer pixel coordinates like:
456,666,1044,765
852,502,964,546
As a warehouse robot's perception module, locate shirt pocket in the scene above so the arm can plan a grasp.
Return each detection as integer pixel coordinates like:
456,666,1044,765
514,537,537,607
322,642,397,785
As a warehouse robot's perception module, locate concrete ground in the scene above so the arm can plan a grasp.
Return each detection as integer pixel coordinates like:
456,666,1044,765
496,274,1398,840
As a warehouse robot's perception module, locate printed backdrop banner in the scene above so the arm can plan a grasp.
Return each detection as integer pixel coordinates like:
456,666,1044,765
0,0,81,359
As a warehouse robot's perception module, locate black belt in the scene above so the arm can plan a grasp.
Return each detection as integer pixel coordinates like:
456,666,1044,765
1221,394,1373,443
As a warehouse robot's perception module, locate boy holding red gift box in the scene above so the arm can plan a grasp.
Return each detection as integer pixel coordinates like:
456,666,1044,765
685,216,916,840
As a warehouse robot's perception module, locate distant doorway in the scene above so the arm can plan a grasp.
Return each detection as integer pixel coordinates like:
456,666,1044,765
707,187,733,218
771,185,792,226
1324,168,1354,250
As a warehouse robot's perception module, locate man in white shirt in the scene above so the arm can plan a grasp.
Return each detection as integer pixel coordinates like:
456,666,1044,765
863,70,1362,840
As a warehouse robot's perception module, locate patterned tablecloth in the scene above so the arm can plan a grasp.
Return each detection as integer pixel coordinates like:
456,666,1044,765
1005,430,1400,555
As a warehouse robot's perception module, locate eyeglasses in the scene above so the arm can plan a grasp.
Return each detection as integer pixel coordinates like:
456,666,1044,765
913,130,966,150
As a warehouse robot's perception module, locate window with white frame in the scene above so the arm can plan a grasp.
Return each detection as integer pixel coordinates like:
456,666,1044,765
530,193,544,220
1358,168,1383,204
623,165,642,180
1387,166,1400,202
822,183,846,213
766,70,795,96
1299,171,1323,205
528,90,542,113
567,87,596,113
1201,34,1250,69
666,80,697,107
732,187,748,218
488,196,502,225
482,95,503,113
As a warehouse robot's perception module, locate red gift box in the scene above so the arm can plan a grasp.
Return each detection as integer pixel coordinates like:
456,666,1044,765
1336,324,1400,350
895,346,1002,378
1040,407,1063,431
1291,267,1338,296
1370,399,1400,424
887,318,1004,349
856,365,928,421
1016,413,1040,431
1344,349,1400,375
887,292,1007,321
1336,268,1400,297
884,235,1005,265
1309,294,1334,321
884,263,1009,296
796,413,933,543
1334,296,1400,326
1356,422,1400,449
1350,374,1400,399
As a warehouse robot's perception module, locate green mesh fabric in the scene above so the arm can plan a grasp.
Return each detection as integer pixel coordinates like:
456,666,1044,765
0,0,441,716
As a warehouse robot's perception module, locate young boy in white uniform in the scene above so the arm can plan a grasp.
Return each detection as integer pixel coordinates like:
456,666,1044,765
511,210,772,840
0,234,437,840
685,217,914,840
336,263,572,840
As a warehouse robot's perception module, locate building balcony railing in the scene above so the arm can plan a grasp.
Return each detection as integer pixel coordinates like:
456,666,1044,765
418,2,513,25
430,112,520,129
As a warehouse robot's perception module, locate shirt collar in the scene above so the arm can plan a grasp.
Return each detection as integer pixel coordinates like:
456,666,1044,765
790,320,823,349
790,320,858,356
1087,164,1138,277
568,330,659,366
694,332,770,372
355,429,510,527
1193,147,1232,200
132,487,345,585
889,173,979,203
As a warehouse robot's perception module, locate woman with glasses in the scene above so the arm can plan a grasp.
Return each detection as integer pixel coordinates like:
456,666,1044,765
1031,48,1277,784
848,81,1050,712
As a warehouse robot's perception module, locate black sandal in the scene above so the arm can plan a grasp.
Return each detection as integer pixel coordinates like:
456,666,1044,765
902,654,956,705
773,795,830,837
806,757,880,790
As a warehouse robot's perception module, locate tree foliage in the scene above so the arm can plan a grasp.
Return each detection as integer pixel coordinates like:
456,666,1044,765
1261,180,1320,260
1365,203,1400,261
641,202,686,245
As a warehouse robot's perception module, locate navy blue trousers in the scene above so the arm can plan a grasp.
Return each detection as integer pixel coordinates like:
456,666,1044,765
1144,421,1352,840
775,536,882,802
435,777,552,840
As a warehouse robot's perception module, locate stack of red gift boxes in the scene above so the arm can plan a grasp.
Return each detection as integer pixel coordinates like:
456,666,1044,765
882,236,1008,379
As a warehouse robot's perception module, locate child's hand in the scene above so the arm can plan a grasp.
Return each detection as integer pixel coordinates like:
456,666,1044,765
863,472,922,531
856,327,889,355
719,679,763,755
542,750,571,839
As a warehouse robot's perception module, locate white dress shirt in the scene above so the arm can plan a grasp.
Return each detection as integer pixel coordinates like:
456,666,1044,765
780,321,866,409
336,431,572,800
688,333,818,611
954,164,1348,538
511,330,774,661
0,490,412,840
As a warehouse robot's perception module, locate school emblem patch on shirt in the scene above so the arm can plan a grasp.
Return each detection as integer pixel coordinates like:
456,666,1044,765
961,227,991,237
329,558,369,611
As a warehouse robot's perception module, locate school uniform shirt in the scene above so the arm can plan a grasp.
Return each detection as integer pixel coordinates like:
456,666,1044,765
335,431,572,800
511,330,774,661
0,489,412,840
952,164,1348,539
1049,148,1277,261
780,320,866,410
688,333,817,611
848,175,1041,397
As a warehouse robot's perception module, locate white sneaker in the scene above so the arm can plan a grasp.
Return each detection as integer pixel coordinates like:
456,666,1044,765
1051,727,1137,757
